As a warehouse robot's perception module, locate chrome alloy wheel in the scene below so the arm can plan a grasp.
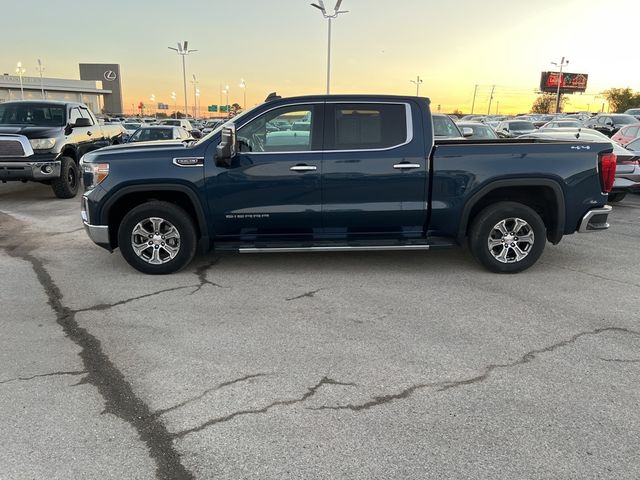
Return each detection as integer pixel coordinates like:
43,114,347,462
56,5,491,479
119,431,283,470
487,217,535,264
130,217,181,265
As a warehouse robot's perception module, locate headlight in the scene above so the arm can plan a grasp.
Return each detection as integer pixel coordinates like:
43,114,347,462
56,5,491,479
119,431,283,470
83,162,110,188
29,138,56,150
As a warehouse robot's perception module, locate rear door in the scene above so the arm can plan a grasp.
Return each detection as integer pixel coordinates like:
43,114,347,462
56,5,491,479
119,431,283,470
321,101,428,238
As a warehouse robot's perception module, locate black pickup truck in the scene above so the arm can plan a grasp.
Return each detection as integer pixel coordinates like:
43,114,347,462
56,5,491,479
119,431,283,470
0,101,125,198
81,94,614,274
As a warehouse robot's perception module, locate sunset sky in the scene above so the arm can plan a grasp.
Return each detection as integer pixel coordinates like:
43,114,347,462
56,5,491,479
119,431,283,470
3,0,639,114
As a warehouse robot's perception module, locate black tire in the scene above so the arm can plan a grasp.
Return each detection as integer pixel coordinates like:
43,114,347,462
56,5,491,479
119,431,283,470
469,201,546,274
51,156,79,199
117,201,197,274
607,192,626,203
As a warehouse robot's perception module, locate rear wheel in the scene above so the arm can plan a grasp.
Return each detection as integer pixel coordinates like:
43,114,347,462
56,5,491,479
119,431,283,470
51,156,79,198
469,201,546,273
607,192,626,203
118,201,197,274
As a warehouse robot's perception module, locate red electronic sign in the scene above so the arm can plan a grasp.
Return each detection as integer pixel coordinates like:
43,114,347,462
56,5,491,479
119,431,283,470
540,72,588,93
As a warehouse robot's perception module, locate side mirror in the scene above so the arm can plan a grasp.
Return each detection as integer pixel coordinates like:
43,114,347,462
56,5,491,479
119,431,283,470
73,118,92,128
462,127,473,137
605,121,614,126
216,124,236,167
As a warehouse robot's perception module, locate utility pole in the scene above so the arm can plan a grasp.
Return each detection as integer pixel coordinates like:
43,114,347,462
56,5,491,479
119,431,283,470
36,59,45,99
487,85,495,115
410,75,423,96
470,84,478,114
551,56,569,114
496,100,499,115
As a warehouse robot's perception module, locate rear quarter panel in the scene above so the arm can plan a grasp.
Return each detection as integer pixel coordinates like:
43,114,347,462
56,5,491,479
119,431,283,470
429,141,610,239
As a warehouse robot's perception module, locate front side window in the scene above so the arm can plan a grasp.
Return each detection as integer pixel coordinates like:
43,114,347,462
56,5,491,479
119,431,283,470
331,103,407,148
238,106,314,152
69,108,82,125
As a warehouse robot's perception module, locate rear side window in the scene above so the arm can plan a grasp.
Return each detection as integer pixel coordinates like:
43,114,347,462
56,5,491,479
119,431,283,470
329,103,407,150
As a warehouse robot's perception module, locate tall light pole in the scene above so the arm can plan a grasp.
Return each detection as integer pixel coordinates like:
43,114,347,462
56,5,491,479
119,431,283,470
311,1,348,94
191,74,199,120
195,88,200,120
239,79,246,110
168,41,197,119
171,92,177,119
222,85,230,118
551,56,569,114
410,75,423,96
15,62,26,100
487,85,495,115
150,94,156,119
36,59,45,99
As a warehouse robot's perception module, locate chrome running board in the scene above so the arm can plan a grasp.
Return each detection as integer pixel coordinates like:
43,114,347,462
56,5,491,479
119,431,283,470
238,244,431,253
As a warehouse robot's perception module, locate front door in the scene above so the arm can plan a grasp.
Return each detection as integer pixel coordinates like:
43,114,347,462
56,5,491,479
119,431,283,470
321,102,428,239
207,103,324,240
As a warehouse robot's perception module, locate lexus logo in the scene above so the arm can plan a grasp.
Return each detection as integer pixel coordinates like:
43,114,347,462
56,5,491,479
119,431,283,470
104,70,117,81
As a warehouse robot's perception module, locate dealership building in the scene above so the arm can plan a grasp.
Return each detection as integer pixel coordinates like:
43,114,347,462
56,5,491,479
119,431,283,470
0,63,123,114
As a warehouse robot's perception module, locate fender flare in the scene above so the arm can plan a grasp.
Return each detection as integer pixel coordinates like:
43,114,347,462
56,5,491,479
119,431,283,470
457,178,566,244
100,184,210,249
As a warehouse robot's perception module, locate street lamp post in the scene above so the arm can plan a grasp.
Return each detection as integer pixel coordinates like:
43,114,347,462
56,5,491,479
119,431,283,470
551,56,569,114
191,74,199,120
470,84,478,114
222,85,230,118
168,41,197,120
170,92,177,119
36,59,45,99
410,75,423,96
195,88,200,121
239,79,246,110
15,62,26,100
311,1,348,94
150,94,156,119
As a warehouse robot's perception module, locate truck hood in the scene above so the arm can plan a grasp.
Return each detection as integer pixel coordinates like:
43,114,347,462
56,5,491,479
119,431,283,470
85,140,193,160
0,125,63,138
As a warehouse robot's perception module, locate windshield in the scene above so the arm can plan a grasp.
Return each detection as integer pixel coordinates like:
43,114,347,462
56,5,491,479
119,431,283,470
433,115,462,137
162,120,180,126
509,121,535,130
0,103,66,127
611,115,638,125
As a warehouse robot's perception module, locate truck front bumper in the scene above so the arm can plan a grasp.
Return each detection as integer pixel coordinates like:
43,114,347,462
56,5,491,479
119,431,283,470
578,205,612,233
0,157,61,181
82,194,112,251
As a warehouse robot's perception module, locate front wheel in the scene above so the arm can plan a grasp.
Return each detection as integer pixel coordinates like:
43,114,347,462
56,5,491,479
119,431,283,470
51,156,79,198
469,201,546,274
118,201,197,274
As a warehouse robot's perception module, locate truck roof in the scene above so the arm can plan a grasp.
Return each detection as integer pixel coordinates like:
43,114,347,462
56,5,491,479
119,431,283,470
0,100,85,108
264,94,431,104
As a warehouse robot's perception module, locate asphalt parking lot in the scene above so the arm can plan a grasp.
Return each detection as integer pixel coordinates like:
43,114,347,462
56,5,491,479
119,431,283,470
1,182,639,480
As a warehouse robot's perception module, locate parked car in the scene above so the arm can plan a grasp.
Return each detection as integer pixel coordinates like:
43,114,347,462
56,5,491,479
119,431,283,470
624,108,640,121
611,123,640,146
127,126,192,143
433,113,467,139
122,122,143,135
0,100,126,198
518,128,640,202
81,94,613,275
531,115,555,128
455,122,499,140
585,114,638,137
159,119,202,138
539,120,583,130
202,120,224,134
494,120,537,138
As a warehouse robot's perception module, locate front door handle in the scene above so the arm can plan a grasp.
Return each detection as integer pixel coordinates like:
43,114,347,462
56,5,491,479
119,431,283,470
393,163,421,170
87,131,92,136
290,165,317,172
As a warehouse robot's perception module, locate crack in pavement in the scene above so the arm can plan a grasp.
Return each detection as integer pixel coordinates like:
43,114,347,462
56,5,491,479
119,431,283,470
150,373,270,419
0,370,87,385
310,326,640,412
0,213,194,480
189,258,229,295
172,376,356,439
74,285,200,313
599,357,640,364
285,288,323,302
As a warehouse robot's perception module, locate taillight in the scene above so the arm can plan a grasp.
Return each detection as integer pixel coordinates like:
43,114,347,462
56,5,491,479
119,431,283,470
598,152,616,193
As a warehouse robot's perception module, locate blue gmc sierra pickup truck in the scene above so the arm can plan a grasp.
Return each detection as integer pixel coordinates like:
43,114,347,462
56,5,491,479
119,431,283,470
80,94,615,274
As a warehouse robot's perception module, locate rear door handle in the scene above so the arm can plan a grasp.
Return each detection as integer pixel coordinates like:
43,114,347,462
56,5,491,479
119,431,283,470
290,165,317,172
393,163,421,170
87,131,92,136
